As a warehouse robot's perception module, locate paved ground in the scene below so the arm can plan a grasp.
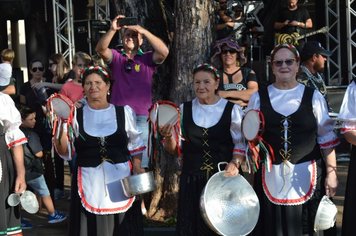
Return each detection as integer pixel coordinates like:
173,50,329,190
21,159,349,236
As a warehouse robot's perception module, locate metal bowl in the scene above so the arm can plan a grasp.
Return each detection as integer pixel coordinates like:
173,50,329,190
314,195,337,232
200,165,260,236
7,193,21,206
20,190,39,214
120,171,156,197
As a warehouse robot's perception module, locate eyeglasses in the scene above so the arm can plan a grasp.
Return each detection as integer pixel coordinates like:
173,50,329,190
124,59,134,73
272,59,296,67
222,49,237,54
32,67,44,72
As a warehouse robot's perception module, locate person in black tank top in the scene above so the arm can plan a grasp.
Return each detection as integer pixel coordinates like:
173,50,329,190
211,37,258,108
159,63,246,236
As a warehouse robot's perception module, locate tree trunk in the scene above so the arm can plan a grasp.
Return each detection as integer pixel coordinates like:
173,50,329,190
171,0,214,103
111,0,214,223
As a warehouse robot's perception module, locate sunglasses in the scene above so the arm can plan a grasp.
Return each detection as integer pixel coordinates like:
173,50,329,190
222,49,237,54
272,59,296,67
32,67,44,72
124,59,134,73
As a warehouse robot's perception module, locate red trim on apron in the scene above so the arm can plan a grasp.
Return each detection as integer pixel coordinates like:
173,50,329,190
262,160,317,205
77,166,135,214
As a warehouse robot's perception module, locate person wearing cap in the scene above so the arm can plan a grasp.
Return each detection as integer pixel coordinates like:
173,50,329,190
0,62,27,235
297,41,332,111
211,37,258,108
338,77,356,236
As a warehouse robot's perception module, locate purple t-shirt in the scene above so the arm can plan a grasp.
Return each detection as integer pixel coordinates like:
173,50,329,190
110,49,156,116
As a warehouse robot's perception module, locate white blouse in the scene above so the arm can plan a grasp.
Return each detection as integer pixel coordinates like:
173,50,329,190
180,98,246,155
82,104,145,156
0,93,27,148
338,81,356,133
247,84,338,148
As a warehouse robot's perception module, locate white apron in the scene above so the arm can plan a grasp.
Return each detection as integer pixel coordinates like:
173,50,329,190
262,160,317,205
77,161,135,214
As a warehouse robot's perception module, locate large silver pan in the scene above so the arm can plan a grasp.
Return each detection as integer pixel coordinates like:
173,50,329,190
200,162,260,236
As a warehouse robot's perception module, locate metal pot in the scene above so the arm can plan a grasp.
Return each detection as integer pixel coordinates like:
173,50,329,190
314,195,337,232
7,190,39,214
200,162,260,236
120,171,156,197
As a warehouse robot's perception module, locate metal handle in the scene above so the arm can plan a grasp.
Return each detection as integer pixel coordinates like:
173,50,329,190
217,162,229,172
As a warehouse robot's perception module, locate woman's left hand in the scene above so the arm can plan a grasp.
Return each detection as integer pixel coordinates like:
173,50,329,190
159,124,173,139
325,170,338,197
133,166,146,175
14,176,26,194
224,161,240,176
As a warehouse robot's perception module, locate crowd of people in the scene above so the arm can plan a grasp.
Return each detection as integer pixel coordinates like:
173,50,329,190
0,0,354,235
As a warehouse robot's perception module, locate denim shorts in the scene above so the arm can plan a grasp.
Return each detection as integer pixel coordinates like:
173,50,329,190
136,115,149,167
27,175,50,197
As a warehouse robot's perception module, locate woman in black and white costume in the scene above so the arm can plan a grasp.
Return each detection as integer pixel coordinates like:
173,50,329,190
338,79,356,236
247,44,339,235
0,62,27,236
159,63,246,236
53,66,145,236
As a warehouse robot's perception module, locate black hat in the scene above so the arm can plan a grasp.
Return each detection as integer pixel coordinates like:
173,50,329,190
301,41,332,61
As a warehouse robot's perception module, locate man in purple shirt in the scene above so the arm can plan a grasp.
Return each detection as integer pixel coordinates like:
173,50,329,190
96,15,168,234
96,15,169,171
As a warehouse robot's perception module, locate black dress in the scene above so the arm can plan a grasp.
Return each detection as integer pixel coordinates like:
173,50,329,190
0,125,22,235
341,146,356,236
252,87,336,236
69,106,143,236
176,100,235,236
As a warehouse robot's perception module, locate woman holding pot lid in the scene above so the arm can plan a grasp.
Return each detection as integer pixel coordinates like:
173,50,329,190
338,78,356,236
246,44,339,235
159,63,246,236
0,63,27,235
53,66,145,236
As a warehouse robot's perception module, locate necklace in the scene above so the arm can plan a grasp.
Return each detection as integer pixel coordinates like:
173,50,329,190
300,65,327,95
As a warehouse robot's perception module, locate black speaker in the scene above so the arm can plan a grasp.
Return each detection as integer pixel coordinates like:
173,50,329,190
74,20,110,55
